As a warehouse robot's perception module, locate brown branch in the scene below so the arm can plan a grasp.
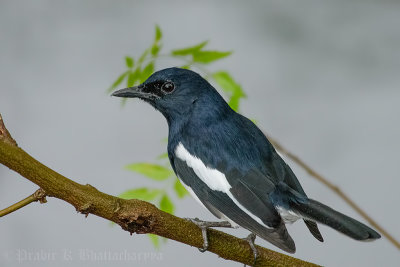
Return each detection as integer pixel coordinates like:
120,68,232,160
0,114,17,146
0,116,317,267
268,136,400,250
0,188,47,217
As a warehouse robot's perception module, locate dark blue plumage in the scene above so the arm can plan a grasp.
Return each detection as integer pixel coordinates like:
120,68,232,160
112,67,380,253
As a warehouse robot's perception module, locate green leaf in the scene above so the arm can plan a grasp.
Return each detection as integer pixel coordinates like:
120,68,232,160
107,71,129,93
125,163,173,180
118,187,162,201
151,43,161,56
193,51,232,64
140,61,154,83
155,25,162,42
171,41,208,56
212,71,243,95
180,65,191,69
157,152,169,160
126,71,135,87
127,68,141,87
127,71,135,87
173,178,188,198
138,49,149,64
159,194,174,214
228,94,241,112
125,56,134,68
213,71,246,111
148,234,160,248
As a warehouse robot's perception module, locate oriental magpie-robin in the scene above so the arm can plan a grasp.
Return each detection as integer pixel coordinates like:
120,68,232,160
112,67,380,254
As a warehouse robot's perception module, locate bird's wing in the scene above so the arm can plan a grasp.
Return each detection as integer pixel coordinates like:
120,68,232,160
172,145,296,253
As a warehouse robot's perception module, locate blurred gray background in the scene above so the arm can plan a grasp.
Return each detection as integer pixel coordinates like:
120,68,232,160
1,1,399,266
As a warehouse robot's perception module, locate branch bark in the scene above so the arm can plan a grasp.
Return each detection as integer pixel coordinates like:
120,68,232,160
0,115,317,267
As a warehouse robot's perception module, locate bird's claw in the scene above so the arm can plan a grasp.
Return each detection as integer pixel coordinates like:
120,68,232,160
243,233,258,267
185,217,232,253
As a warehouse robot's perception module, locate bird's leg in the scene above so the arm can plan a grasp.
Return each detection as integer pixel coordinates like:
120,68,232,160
243,233,258,267
185,217,233,252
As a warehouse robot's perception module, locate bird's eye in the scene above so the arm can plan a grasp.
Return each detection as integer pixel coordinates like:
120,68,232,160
161,81,175,93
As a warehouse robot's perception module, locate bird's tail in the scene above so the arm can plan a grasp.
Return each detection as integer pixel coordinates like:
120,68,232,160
289,198,381,241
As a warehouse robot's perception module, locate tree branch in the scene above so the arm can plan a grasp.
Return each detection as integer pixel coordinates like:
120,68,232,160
0,188,47,217
268,136,400,250
0,114,17,146
0,115,317,267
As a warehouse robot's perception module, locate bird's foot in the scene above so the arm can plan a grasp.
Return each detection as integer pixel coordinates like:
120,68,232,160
185,217,232,252
243,233,258,267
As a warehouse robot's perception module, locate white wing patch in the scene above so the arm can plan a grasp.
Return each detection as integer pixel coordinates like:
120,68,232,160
175,142,231,192
175,142,272,229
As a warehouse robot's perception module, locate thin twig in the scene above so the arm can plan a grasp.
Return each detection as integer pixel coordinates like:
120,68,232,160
0,188,47,217
268,136,400,250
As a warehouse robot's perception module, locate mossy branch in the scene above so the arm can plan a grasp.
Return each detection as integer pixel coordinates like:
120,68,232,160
0,114,318,267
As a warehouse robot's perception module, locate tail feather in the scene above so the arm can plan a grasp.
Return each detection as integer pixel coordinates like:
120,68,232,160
304,219,324,242
290,198,381,240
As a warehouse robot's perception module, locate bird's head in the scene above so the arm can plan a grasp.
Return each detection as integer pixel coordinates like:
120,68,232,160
112,67,226,122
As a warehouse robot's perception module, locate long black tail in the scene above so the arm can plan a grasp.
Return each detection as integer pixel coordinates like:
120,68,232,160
290,198,381,241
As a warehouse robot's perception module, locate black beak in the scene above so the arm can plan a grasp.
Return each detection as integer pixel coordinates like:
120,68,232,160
111,86,144,98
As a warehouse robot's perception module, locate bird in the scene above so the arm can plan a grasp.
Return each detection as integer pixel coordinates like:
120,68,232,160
111,67,380,256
